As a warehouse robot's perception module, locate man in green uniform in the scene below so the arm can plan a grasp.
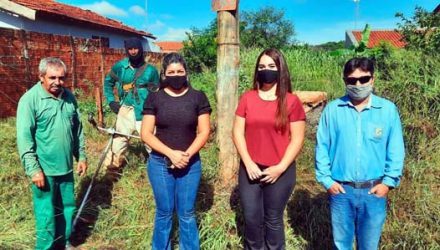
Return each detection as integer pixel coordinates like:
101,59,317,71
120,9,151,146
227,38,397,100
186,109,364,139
103,37,159,169
16,57,88,250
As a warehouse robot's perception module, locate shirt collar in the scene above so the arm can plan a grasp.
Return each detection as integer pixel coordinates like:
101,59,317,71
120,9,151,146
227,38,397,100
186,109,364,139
37,81,65,100
369,94,383,109
337,94,383,109
122,57,133,69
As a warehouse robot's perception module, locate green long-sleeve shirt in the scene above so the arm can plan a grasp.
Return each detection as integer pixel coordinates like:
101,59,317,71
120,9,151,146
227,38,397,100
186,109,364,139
16,82,87,177
103,58,159,121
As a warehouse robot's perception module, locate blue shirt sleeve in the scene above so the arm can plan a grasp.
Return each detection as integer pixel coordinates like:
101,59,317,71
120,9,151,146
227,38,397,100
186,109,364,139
315,105,335,190
382,105,405,187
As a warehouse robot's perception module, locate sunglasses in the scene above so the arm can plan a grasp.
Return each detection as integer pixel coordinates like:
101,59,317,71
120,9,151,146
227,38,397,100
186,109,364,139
343,76,372,85
47,76,66,81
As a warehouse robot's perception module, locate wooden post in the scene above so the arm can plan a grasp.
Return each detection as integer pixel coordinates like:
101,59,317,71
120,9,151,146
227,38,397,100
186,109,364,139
95,86,104,127
20,29,32,89
98,37,105,126
69,36,77,91
213,0,240,189
99,37,106,89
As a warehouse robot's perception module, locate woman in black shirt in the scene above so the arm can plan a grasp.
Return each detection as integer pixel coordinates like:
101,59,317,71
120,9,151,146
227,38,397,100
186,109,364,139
141,52,211,250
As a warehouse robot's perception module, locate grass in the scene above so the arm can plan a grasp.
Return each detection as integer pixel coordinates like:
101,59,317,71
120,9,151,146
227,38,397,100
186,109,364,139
1,47,439,249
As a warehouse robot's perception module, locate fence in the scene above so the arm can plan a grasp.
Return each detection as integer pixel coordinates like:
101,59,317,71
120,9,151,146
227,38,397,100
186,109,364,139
0,27,163,118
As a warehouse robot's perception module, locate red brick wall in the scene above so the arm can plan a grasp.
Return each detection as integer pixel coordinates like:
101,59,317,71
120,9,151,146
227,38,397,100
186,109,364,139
0,27,163,118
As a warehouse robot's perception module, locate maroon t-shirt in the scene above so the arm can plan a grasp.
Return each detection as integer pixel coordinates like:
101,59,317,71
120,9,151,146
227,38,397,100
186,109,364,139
235,90,306,166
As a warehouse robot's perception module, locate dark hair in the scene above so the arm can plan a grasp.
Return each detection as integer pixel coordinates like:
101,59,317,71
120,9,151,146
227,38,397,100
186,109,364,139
159,53,189,89
343,57,375,77
124,37,143,51
253,48,292,133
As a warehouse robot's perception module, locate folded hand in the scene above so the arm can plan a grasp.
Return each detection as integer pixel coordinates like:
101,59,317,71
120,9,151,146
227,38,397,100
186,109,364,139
169,150,190,169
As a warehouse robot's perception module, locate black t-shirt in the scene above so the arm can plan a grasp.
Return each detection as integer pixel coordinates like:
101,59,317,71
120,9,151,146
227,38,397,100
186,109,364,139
142,87,211,152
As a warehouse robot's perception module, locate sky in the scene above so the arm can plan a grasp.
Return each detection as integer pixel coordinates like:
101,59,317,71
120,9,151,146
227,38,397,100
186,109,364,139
57,0,439,45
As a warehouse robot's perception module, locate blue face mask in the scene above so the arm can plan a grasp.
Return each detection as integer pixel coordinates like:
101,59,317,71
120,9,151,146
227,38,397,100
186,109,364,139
346,83,373,101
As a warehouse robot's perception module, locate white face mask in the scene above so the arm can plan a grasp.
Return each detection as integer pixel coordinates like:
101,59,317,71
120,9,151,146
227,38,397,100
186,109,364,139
346,82,373,101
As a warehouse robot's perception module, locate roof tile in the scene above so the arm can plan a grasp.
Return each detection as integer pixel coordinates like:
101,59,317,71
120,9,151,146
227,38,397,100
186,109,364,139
352,30,405,48
10,0,154,38
155,41,184,52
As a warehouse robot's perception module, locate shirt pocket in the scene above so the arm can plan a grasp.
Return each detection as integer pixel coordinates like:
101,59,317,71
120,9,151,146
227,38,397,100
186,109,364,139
37,106,57,125
62,104,77,127
366,123,384,143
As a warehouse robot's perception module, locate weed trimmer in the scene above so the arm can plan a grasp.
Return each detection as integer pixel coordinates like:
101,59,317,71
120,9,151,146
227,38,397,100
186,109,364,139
87,113,140,139
72,113,140,231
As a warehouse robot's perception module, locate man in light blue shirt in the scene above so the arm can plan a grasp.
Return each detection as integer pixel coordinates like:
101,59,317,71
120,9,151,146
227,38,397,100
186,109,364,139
315,57,405,250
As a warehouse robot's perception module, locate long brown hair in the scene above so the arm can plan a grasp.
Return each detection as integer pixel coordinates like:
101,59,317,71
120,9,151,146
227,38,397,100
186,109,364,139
253,48,292,133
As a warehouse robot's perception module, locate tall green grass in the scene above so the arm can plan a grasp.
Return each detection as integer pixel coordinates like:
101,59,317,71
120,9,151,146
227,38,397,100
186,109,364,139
0,119,35,248
239,48,348,99
374,49,440,249
1,47,439,249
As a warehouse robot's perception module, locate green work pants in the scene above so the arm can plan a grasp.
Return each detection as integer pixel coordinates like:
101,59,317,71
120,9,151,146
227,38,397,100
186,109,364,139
31,172,75,250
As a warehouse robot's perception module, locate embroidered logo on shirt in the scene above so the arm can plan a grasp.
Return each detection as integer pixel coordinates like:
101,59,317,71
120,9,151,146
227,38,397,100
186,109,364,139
374,127,383,139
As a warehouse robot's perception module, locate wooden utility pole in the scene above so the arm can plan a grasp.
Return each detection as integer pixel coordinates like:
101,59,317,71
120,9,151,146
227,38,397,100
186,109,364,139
212,0,240,188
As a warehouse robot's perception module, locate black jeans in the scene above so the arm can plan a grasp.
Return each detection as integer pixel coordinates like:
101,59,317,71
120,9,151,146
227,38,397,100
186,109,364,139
239,161,296,250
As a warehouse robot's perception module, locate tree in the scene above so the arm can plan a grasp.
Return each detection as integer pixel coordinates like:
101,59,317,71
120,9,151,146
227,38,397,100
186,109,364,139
181,6,296,72
181,19,218,73
240,6,295,49
354,24,371,54
329,24,372,57
396,6,440,54
313,41,345,51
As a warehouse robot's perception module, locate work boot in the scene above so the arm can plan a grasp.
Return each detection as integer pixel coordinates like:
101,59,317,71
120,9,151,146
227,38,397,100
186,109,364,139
104,154,127,170
104,164,123,182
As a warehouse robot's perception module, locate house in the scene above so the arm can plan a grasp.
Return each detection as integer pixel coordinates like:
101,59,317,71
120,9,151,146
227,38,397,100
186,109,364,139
0,0,155,49
155,41,184,53
434,4,440,14
345,30,405,49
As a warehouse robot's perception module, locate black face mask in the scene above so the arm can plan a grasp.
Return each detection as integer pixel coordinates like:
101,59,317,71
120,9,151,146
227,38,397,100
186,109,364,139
124,38,144,68
165,75,188,90
257,70,278,84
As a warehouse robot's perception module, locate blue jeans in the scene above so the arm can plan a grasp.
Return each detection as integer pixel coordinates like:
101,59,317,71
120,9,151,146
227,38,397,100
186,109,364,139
147,152,201,250
329,184,387,250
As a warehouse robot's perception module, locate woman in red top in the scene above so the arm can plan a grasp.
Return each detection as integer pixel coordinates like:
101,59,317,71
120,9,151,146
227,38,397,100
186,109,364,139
232,48,306,249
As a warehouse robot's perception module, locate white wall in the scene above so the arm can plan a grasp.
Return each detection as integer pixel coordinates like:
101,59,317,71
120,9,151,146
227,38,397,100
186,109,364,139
345,31,358,48
0,10,152,50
